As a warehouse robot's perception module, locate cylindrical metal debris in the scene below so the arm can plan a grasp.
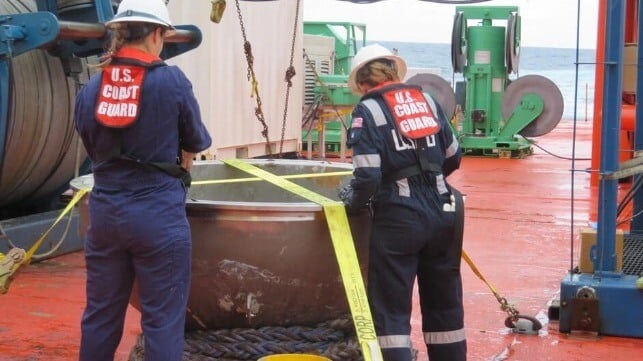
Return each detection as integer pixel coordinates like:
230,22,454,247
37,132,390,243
72,159,371,331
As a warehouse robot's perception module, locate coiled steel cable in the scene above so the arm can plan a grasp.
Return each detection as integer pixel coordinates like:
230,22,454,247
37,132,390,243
0,0,84,210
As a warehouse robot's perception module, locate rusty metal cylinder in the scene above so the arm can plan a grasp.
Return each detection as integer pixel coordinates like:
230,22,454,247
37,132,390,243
72,159,371,330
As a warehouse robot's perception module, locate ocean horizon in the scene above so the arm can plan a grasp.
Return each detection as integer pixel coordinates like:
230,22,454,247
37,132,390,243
373,41,597,121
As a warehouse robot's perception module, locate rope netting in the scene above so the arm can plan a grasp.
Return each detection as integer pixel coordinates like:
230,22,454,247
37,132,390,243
129,317,368,361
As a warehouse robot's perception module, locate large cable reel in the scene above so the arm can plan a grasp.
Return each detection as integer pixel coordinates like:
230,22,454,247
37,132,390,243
407,73,457,121
502,74,564,137
451,11,467,74
505,11,520,74
0,0,85,209
500,11,564,139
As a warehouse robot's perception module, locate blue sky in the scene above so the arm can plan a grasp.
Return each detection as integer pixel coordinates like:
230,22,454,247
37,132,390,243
303,0,599,49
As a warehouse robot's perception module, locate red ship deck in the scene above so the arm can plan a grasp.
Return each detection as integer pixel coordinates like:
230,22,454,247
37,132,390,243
1,121,641,360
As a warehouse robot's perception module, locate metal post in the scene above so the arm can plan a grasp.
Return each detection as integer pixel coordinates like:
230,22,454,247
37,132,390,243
630,1,643,232
340,120,347,162
57,21,106,40
57,21,198,44
35,0,58,13
0,62,9,171
307,130,312,160
319,121,326,160
595,0,625,273
94,0,115,23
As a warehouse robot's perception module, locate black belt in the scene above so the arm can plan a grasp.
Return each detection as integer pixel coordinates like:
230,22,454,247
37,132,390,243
383,136,442,184
99,132,192,187
383,163,442,183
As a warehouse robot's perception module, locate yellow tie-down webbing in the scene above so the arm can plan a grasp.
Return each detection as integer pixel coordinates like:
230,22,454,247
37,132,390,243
190,171,352,186
1,189,88,294
223,159,383,361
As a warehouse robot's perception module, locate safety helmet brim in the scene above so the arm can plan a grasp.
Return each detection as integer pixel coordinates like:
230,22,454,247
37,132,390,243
105,0,175,29
106,14,175,30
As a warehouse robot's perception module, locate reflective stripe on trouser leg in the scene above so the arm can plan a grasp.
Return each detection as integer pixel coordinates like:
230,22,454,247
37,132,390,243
424,328,466,345
424,329,467,361
378,335,413,361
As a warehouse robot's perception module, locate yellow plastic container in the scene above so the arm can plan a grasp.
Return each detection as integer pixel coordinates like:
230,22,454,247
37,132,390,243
258,354,331,361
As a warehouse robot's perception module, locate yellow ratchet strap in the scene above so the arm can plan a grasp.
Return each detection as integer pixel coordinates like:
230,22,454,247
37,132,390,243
223,159,383,361
0,189,88,294
191,170,352,186
24,189,88,263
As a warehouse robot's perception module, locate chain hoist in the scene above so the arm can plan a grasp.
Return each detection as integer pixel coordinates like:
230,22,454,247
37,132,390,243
234,0,272,156
234,0,301,158
278,0,301,156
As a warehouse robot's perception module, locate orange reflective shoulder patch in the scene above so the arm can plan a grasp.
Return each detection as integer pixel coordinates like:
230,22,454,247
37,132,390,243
95,65,146,128
383,87,440,139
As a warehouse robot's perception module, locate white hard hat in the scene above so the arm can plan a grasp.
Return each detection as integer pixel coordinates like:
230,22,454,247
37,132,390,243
348,44,407,94
106,0,174,29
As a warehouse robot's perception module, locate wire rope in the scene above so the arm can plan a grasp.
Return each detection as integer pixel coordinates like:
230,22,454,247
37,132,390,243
568,0,585,275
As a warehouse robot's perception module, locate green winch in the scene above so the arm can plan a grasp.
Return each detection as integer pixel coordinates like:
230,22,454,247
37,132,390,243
449,6,564,158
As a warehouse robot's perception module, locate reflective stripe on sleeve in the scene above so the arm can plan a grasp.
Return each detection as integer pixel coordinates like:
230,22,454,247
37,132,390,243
362,99,388,126
353,154,381,168
446,134,459,159
377,334,412,349
436,174,448,195
396,178,410,197
423,328,466,345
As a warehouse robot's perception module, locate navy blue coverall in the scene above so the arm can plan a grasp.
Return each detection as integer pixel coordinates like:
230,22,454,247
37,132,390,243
345,82,465,361
74,49,211,361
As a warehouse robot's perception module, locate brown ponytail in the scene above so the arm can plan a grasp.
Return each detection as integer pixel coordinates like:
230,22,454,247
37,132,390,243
95,23,128,68
355,59,400,89
95,22,159,68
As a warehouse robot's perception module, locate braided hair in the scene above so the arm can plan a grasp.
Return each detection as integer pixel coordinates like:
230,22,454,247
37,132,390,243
96,22,163,68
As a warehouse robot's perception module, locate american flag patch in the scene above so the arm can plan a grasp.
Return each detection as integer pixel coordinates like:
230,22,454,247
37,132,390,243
351,117,363,128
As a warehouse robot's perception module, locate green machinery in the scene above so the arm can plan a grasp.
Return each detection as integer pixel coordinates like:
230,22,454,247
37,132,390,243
450,6,564,157
301,22,364,154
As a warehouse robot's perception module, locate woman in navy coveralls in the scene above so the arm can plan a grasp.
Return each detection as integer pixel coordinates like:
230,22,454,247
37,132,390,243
73,0,211,360
339,44,465,361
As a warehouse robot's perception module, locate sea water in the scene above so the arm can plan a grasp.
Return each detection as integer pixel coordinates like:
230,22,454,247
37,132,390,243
376,41,596,122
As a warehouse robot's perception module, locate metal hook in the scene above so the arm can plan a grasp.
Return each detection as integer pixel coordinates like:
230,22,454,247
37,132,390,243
505,314,543,335
210,0,226,24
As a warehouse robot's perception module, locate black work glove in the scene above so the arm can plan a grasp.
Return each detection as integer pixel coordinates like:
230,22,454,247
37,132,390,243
338,184,367,215
338,184,355,207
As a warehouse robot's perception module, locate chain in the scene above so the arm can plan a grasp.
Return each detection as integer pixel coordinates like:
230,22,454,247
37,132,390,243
498,293,543,332
234,0,272,156
278,0,301,156
461,251,522,324
496,295,520,321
